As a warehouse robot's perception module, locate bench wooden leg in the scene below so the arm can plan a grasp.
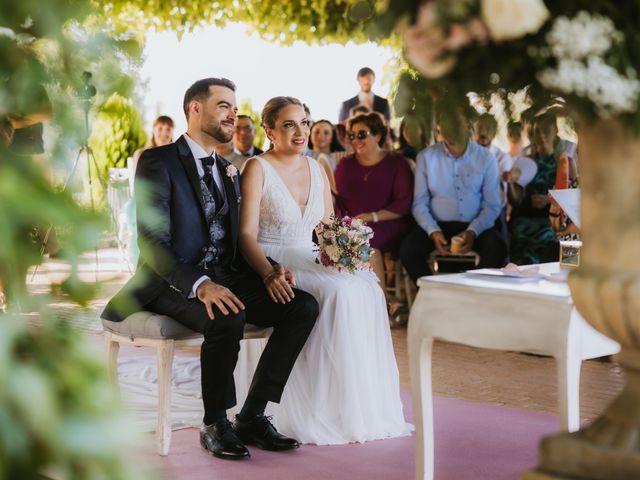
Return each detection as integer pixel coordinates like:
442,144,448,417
157,339,175,456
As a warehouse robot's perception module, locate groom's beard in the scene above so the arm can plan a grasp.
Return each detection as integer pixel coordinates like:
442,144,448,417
202,123,233,144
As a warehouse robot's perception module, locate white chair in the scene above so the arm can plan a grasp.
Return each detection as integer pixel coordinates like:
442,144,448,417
384,256,405,300
102,312,271,455
384,257,416,324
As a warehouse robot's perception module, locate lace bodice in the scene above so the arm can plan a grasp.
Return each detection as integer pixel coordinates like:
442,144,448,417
255,156,325,247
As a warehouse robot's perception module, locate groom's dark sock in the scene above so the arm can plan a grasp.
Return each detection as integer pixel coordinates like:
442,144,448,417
238,396,267,420
203,409,227,426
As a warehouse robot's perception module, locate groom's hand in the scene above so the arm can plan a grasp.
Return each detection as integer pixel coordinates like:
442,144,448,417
196,280,245,320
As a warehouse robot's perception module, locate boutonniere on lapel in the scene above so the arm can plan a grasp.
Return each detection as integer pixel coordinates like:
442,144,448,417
226,164,238,179
224,163,241,201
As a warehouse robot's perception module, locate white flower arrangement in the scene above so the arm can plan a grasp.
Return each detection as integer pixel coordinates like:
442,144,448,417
481,0,549,41
394,2,640,127
539,58,640,116
545,11,622,61
538,11,640,115
225,164,238,179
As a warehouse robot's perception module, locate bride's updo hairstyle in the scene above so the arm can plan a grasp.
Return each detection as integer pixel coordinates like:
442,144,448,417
261,96,305,150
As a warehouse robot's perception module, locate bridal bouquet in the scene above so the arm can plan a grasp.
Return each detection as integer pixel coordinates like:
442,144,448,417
316,215,374,274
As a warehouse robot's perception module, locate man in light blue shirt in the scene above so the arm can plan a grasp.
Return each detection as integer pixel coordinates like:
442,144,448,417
400,108,507,282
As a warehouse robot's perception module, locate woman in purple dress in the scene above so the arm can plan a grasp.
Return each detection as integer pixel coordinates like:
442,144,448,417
334,113,414,317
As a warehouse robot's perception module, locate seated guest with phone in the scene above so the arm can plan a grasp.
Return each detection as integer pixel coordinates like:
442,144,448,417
400,102,508,282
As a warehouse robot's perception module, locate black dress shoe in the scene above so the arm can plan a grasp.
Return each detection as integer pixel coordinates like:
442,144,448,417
234,414,300,451
200,418,250,460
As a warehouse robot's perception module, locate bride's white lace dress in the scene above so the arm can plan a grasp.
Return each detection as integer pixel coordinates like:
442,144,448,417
254,155,412,445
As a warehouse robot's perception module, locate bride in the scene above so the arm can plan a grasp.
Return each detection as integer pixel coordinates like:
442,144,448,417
238,96,411,445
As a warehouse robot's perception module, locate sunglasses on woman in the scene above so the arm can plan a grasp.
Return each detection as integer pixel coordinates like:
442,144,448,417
347,130,373,141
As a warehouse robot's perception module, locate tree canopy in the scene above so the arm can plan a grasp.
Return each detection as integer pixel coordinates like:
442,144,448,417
96,0,398,46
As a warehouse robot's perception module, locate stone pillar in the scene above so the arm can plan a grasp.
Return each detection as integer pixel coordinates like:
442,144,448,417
524,119,640,479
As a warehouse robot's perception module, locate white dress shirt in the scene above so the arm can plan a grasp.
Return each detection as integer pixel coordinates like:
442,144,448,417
233,145,255,157
358,91,374,110
184,133,224,192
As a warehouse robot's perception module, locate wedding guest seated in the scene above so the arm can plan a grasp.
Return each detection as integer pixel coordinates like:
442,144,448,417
521,109,578,175
222,115,264,170
475,113,512,240
334,123,353,155
507,121,525,158
507,113,577,264
384,124,398,152
475,113,512,176
308,119,346,193
127,115,176,266
400,104,507,283
334,113,414,317
235,115,264,157
133,115,175,167
397,117,427,162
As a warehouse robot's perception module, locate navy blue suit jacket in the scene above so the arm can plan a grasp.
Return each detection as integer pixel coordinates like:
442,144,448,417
338,94,390,123
101,135,243,321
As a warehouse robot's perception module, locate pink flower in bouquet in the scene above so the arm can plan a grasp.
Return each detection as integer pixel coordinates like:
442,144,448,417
320,252,331,267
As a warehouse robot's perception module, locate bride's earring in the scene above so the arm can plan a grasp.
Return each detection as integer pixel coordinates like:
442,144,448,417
265,128,275,147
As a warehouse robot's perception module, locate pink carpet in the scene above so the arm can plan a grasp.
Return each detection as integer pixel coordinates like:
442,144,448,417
151,391,560,480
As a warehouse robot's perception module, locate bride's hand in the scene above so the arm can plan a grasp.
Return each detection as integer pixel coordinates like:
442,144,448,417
264,264,296,304
284,268,297,287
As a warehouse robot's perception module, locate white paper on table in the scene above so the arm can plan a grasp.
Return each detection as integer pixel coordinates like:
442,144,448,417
465,265,545,282
549,188,581,229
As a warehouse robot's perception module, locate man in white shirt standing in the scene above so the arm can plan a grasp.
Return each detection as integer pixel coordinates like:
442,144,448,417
338,67,390,123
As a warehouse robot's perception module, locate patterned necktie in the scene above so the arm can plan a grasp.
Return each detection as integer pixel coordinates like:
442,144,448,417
200,156,223,208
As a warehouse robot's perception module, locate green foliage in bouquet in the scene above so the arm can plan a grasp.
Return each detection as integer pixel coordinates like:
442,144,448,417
88,93,145,209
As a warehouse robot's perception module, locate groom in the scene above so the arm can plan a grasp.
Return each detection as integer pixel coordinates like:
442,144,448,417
102,78,318,459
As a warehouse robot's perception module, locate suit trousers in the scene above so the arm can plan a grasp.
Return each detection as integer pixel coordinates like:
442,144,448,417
400,222,508,282
146,268,318,417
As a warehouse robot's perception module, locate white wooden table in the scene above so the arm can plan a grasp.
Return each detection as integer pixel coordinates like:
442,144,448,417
407,263,620,480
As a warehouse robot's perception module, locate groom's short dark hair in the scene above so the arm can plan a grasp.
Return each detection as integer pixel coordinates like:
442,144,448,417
183,78,236,119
